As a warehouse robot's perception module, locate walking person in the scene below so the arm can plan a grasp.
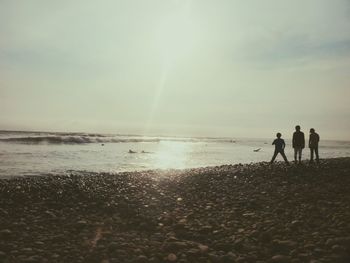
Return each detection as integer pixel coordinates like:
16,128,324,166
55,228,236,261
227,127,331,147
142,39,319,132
292,125,305,164
270,133,289,164
309,128,320,163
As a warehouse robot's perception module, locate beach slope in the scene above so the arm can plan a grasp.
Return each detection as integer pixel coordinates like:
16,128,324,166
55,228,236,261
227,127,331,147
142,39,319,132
1,158,350,262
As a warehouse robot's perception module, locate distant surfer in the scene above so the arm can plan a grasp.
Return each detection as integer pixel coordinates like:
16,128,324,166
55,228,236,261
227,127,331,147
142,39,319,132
141,150,152,154
128,149,137,154
253,148,261,152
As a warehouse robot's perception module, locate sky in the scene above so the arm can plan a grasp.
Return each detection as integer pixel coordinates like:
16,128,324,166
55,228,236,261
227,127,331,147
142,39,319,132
1,0,350,140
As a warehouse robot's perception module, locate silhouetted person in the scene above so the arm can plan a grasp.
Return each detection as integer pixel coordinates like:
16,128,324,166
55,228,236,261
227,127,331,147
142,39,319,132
309,128,320,163
292,125,305,163
270,133,289,164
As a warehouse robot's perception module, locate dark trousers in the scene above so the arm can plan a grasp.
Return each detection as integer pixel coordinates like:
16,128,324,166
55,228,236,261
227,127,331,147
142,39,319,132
310,147,319,162
294,147,303,161
270,150,289,163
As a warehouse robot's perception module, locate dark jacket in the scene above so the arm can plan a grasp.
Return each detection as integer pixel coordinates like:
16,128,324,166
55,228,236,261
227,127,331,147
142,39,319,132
309,133,320,148
293,131,305,148
272,138,285,151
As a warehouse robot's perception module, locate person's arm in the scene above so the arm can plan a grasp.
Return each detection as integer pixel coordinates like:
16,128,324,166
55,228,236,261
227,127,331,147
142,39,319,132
272,139,275,145
309,135,312,147
282,140,285,149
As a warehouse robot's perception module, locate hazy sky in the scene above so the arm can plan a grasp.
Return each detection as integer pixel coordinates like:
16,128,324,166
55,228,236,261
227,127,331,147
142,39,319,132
1,0,350,139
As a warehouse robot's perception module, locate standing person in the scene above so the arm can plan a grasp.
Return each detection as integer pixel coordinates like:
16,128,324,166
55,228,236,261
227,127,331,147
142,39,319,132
292,125,305,164
309,128,320,163
270,133,289,164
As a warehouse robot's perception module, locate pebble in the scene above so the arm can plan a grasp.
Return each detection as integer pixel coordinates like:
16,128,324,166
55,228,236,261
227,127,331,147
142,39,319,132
167,253,177,262
271,255,291,263
76,220,87,226
21,248,33,253
198,244,209,253
22,255,43,263
107,242,119,251
0,229,12,238
272,239,297,251
331,244,345,253
136,255,148,263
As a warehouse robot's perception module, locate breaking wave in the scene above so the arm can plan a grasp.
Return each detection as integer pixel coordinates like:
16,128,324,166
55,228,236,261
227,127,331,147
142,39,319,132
0,136,163,144
0,130,239,145
0,135,237,145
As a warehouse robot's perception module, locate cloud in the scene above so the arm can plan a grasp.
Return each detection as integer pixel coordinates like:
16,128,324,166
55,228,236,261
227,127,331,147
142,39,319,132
232,33,350,69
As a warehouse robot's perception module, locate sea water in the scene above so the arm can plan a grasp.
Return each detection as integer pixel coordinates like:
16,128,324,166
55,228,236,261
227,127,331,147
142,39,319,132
1,130,350,178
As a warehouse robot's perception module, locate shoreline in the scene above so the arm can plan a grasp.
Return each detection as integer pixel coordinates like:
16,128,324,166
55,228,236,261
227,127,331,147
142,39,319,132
1,157,350,180
1,158,350,262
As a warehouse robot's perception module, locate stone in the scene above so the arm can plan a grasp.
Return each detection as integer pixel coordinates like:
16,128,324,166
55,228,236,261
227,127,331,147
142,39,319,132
272,240,298,252
22,255,43,263
34,241,45,246
236,256,246,263
76,220,88,227
259,231,272,242
271,255,291,263
186,248,200,256
167,253,177,262
219,254,236,263
136,255,148,263
0,251,6,258
297,253,309,261
21,248,33,253
198,244,209,253
331,244,345,253
131,248,142,255
108,242,119,251
0,229,12,239
163,241,188,251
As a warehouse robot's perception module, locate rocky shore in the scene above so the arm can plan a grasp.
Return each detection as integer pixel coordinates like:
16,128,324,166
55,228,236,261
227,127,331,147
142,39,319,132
1,158,350,263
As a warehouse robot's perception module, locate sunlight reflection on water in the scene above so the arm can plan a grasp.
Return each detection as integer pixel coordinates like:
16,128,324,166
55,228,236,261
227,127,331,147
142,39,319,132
153,141,192,169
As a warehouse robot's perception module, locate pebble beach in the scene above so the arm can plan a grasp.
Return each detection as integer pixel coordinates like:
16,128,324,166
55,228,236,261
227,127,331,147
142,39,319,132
1,158,350,263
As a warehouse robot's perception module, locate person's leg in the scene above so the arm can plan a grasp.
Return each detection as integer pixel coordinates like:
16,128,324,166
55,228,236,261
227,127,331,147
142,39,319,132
294,148,297,162
270,150,278,163
315,147,319,163
299,148,302,163
280,150,289,164
310,148,314,162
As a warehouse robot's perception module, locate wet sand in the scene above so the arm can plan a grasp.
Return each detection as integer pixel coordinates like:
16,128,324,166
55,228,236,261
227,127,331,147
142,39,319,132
0,158,350,263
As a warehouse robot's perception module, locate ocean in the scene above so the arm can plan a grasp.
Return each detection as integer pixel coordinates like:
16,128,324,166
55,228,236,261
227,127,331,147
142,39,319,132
1,130,350,178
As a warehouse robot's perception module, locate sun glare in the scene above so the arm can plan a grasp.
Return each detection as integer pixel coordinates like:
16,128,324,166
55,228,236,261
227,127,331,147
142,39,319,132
153,141,191,169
